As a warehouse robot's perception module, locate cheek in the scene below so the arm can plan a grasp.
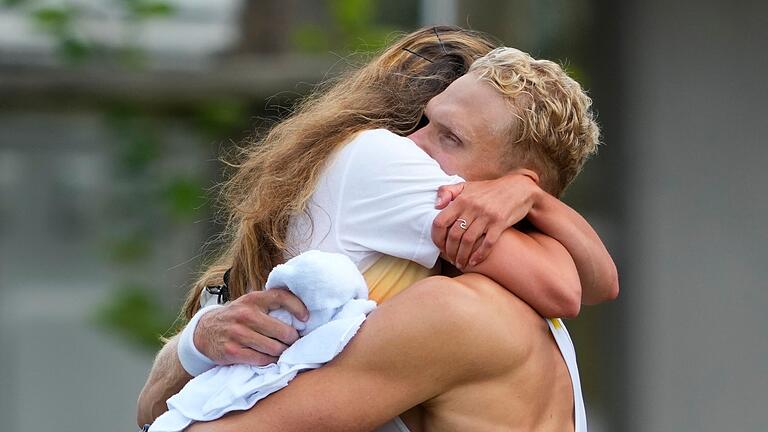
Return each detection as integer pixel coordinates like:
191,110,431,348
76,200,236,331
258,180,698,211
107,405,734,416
430,152,461,176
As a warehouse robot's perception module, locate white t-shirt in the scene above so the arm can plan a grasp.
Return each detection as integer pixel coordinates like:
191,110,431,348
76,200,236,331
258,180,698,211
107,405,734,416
200,128,464,308
287,128,464,272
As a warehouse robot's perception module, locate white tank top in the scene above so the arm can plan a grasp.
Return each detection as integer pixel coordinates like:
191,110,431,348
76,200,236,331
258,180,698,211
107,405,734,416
376,318,587,432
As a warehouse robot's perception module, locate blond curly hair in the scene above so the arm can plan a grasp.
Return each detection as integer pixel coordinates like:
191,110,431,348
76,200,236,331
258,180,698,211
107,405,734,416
469,47,600,196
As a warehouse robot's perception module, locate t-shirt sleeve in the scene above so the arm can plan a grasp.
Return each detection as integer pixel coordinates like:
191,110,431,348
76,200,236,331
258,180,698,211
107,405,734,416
336,129,464,268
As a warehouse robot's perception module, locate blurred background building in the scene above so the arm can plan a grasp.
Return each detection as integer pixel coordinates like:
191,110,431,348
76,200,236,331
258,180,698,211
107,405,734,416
0,0,765,431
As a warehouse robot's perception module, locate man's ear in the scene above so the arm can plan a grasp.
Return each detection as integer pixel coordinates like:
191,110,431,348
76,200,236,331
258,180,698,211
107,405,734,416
514,168,540,184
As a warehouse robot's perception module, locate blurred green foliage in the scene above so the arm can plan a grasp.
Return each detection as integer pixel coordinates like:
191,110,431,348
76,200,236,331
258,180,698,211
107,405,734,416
163,177,207,221
292,0,393,54
5,0,175,65
194,99,248,139
2,0,218,351
93,283,179,350
31,5,93,63
107,114,162,174
108,236,153,264
124,0,175,19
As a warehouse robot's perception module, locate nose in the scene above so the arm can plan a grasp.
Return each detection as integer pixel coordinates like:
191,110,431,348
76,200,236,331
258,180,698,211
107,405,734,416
406,128,432,158
406,127,423,142
407,127,428,150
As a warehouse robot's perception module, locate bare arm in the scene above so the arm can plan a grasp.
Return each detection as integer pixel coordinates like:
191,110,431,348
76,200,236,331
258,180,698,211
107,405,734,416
433,172,618,317
137,335,191,427
136,290,308,428
459,227,582,317
527,189,619,305
187,275,521,432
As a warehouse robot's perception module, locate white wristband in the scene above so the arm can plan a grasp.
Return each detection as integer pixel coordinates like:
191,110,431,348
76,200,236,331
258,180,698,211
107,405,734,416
178,304,224,376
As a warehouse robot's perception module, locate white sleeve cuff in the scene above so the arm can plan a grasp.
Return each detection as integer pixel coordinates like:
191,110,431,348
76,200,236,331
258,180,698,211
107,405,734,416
177,304,224,376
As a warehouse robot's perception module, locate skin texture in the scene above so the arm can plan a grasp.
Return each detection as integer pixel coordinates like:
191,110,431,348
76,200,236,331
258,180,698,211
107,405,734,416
185,274,576,432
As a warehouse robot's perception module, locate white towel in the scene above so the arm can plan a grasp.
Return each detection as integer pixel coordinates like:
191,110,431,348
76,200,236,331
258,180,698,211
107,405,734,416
265,250,371,335
149,251,377,432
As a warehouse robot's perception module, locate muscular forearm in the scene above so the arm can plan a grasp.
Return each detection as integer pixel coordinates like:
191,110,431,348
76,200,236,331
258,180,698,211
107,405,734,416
137,335,193,428
465,229,582,318
527,189,619,305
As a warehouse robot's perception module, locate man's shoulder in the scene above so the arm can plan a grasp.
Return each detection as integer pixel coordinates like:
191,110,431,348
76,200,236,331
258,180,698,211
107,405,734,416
374,276,541,374
452,273,548,336
444,274,545,344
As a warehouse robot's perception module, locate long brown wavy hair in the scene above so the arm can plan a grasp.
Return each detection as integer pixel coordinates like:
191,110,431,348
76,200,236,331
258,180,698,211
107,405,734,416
181,26,496,321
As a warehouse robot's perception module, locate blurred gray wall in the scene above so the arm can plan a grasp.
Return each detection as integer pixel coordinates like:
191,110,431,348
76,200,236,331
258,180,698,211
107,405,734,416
621,0,768,430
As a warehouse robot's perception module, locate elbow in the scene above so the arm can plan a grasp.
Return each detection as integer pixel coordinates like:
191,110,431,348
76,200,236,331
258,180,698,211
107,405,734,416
542,277,581,319
596,264,620,304
582,262,620,305
136,387,163,429
136,393,151,429
136,401,149,430
558,289,582,319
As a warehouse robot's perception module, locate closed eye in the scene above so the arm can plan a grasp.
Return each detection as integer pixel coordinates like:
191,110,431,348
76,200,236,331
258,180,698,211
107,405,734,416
440,131,461,147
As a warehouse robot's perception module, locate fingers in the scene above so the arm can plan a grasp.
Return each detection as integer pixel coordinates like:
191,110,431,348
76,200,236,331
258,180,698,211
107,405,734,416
444,217,471,266
228,346,278,367
242,289,309,322
468,225,505,267
197,290,310,367
233,325,290,357
435,182,465,209
267,289,310,321
240,310,301,346
432,203,462,252
455,218,487,269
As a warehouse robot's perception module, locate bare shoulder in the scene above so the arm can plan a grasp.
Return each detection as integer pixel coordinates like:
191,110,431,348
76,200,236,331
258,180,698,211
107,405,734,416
452,273,549,337
378,275,545,375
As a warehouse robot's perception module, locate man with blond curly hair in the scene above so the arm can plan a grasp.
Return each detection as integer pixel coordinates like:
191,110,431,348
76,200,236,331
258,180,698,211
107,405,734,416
177,47,606,432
